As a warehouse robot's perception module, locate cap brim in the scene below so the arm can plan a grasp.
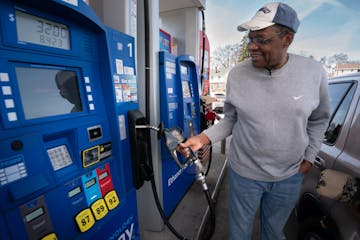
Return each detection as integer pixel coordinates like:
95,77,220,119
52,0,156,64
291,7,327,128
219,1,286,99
237,20,275,32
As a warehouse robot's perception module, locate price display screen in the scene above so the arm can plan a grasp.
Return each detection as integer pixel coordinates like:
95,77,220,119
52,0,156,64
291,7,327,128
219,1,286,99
25,207,44,222
99,171,108,181
16,11,70,50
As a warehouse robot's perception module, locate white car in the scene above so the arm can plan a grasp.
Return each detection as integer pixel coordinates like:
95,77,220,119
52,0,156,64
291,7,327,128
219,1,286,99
211,93,226,113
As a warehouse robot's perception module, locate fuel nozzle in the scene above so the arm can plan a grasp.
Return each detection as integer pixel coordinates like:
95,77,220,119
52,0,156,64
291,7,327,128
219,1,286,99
162,127,208,191
133,122,209,191
162,127,189,169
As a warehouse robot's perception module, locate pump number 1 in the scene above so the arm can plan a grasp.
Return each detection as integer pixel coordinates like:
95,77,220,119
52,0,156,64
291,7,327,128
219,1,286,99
127,43,132,58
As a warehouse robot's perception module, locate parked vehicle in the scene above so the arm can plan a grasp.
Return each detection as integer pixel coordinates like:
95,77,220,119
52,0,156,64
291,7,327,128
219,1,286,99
296,72,360,240
211,93,226,113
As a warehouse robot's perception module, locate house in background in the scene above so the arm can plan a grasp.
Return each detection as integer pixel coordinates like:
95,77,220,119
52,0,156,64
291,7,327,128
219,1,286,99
331,63,360,77
209,68,229,94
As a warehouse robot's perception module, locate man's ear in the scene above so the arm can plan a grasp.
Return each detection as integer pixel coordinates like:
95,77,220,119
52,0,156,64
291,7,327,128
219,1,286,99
283,33,294,47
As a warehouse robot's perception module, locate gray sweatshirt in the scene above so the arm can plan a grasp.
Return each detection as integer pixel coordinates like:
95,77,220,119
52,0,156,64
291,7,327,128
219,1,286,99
203,54,330,181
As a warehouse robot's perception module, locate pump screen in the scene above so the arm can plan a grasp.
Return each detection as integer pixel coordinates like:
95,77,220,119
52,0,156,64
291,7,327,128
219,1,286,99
99,171,109,180
182,81,191,98
85,178,96,189
16,11,70,50
25,207,44,222
15,67,83,119
68,187,82,198
180,65,188,75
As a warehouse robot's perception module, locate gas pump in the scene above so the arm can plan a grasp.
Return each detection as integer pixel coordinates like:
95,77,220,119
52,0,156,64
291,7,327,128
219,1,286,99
158,52,201,216
128,46,215,239
0,1,140,239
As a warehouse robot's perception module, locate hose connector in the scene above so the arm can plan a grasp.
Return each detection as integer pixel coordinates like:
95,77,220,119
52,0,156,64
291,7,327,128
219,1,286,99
194,159,208,191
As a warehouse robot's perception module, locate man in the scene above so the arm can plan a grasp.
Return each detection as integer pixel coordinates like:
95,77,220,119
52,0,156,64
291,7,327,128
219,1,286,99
179,2,330,240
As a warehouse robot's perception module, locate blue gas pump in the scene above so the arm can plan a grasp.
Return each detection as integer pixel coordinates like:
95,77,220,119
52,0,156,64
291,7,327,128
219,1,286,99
158,51,201,216
0,1,139,239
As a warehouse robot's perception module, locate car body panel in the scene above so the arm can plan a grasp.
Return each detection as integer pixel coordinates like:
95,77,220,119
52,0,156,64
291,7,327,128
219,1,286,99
297,72,360,240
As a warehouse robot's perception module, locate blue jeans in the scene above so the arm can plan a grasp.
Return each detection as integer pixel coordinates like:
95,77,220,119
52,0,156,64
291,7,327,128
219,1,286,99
229,167,303,240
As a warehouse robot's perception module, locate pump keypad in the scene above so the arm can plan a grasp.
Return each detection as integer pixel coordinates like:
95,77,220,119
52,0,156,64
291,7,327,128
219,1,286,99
47,145,73,171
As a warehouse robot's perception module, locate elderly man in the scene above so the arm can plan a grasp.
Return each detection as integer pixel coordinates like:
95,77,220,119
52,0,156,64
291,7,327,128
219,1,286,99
179,2,330,239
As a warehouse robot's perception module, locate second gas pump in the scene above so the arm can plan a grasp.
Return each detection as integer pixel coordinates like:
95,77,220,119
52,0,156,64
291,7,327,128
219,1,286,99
128,49,215,238
158,52,201,216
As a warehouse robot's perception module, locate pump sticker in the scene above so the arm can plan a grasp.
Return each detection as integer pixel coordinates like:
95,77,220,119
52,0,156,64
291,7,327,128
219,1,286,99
124,66,134,75
99,142,112,160
113,75,123,103
116,59,124,74
115,85,123,103
122,84,131,102
113,74,137,103
122,76,138,102
118,115,127,140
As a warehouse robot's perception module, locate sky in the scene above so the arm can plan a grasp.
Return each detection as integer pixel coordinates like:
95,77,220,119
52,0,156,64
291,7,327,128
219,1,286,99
205,0,360,61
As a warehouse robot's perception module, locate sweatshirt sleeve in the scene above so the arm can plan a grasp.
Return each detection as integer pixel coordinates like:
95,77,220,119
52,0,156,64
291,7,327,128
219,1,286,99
304,69,330,163
202,70,237,144
202,101,237,144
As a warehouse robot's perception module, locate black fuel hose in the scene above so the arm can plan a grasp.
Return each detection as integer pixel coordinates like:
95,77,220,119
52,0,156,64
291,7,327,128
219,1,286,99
204,146,213,177
150,175,190,240
150,172,216,240
201,189,216,240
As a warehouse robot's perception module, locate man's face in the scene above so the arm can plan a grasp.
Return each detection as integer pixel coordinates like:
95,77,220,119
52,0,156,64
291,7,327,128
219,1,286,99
247,26,291,69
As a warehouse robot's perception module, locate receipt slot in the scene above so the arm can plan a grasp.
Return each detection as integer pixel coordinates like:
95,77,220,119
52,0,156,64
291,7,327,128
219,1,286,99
159,51,201,216
0,1,139,239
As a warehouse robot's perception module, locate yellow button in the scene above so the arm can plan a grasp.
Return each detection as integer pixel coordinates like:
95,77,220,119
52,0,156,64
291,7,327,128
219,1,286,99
41,233,58,240
104,190,120,210
75,208,95,232
91,198,108,220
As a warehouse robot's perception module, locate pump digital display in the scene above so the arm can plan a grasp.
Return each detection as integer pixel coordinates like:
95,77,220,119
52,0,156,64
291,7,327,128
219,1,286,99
68,186,82,198
85,178,96,189
99,171,109,180
24,207,44,222
15,66,83,120
16,11,70,50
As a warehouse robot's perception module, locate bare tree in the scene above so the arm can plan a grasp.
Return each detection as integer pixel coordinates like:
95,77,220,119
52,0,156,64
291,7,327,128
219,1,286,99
211,43,241,70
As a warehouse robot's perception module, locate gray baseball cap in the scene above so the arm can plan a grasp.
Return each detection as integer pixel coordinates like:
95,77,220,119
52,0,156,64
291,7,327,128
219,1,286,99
237,2,300,33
